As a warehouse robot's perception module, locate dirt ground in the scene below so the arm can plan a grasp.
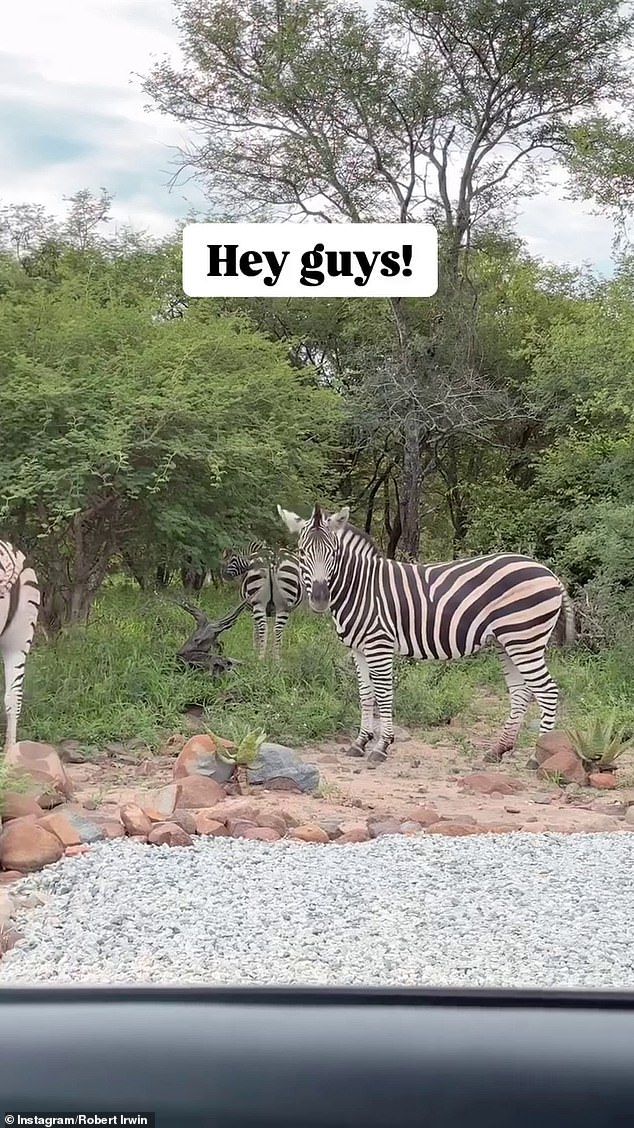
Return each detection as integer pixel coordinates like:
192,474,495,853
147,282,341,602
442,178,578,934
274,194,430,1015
64,697,634,837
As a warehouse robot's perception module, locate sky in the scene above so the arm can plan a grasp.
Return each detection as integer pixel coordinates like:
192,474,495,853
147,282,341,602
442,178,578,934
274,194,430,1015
1,0,618,275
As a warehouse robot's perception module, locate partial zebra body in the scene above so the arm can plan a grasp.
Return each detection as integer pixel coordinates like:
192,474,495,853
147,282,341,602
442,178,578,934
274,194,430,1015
0,541,40,751
278,505,575,766
222,542,304,659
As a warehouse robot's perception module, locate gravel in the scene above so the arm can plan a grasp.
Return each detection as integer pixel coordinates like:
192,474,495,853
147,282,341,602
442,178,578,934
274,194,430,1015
1,832,633,989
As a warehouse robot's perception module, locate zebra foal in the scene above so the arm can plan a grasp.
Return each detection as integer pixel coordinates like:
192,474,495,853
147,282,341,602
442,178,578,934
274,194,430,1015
277,504,575,766
0,541,40,751
221,541,304,659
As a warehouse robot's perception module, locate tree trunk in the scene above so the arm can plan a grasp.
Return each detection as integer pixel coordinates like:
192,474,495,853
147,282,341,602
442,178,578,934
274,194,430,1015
400,415,421,558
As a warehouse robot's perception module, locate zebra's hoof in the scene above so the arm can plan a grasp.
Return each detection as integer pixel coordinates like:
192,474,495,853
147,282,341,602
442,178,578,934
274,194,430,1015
366,748,388,767
483,745,506,763
345,744,365,758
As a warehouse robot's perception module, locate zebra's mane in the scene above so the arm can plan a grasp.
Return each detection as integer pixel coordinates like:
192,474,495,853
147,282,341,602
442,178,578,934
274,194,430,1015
337,522,383,557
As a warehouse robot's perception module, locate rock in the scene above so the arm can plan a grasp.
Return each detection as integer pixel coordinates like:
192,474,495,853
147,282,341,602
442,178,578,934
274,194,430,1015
170,809,197,835
194,813,230,836
0,820,64,872
4,741,74,808
175,775,226,810
0,889,14,928
426,821,480,837
318,817,343,840
537,750,586,786
399,805,440,827
589,797,626,817
120,804,152,838
535,731,575,765
504,806,522,814
336,826,370,843
39,807,124,846
139,785,179,823
227,818,259,837
246,743,320,794
458,772,526,796
589,772,617,790
65,844,90,857
147,822,193,847
0,927,22,954
173,733,236,785
400,820,423,835
624,808,634,827
0,793,43,821
367,818,402,838
0,871,23,885
242,827,282,842
288,824,330,843
257,814,287,836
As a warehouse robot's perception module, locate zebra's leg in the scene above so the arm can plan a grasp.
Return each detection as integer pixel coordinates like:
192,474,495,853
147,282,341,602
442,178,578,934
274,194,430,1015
365,652,395,767
273,610,289,659
485,648,533,762
345,649,375,757
251,608,268,660
1,572,39,752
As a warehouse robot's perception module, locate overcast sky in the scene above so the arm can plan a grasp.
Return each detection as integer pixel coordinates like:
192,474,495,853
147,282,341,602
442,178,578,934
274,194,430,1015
1,0,617,274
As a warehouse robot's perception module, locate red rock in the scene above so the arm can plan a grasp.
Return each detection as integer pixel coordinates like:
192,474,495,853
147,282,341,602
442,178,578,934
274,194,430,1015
227,818,259,837
399,821,423,835
288,824,330,843
399,805,441,827
173,733,236,780
5,741,74,808
100,821,125,840
120,804,152,837
0,793,43,821
589,772,617,790
336,827,370,843
0,821,64,872
426,821,480,837
458,772,526,796
175,775,226,810
139,784,179,823
281,810,300,828
537,750,587,786
65,844,90,857
0,871,23,885
195,813,230,836
147,822,193,847
257,814,287,835
170,809,197,835
368,819,402,838
535,731,575,765
38,811,82,848
242,827,282,842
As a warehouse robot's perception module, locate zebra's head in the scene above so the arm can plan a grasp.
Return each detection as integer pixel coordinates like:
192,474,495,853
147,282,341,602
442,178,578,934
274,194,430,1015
277,503,349,613
221,542,263,580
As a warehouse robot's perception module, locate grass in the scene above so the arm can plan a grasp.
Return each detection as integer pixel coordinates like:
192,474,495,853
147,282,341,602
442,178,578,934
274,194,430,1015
16,579,634,753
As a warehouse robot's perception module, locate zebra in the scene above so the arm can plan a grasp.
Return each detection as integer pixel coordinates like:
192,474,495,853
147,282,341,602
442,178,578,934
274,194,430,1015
0,541,40,752
221,540,304,659
277,503,575,766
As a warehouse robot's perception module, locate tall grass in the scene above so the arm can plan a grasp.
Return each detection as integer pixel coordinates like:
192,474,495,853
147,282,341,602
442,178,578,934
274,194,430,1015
17,581,634,750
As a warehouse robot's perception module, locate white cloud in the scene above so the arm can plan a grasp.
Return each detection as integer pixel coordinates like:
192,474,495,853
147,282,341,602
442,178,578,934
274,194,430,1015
1,0,619,268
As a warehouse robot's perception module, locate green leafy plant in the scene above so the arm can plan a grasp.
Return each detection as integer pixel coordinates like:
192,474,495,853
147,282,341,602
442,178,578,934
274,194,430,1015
215,728,267,792
566,711,633,771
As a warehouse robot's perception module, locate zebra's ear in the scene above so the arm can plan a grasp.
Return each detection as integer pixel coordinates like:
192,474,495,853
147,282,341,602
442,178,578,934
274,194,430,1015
277,505,305,535
328,506,350,528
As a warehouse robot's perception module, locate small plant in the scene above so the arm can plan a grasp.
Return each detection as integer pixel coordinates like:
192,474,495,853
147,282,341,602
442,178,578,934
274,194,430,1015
566,711,633,772
214,728,267,792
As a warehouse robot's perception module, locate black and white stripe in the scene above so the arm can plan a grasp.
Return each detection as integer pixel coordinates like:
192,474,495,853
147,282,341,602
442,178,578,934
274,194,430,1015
278,504,575,765
222,541,304,659
0,540,40,751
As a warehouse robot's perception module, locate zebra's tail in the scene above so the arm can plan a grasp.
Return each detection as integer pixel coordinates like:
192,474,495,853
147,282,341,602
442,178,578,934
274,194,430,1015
558,587,576,648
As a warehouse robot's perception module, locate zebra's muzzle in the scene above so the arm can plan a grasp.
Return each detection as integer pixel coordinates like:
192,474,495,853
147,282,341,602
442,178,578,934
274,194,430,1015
309,580,330,613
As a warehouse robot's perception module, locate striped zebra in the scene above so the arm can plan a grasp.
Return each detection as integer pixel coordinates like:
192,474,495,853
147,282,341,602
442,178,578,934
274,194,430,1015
277,504,575,766
221,540,304,659
0,541,40,751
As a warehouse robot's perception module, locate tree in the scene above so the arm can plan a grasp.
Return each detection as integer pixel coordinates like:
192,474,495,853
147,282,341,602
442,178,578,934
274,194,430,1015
0,243,341,633
142,0,634,554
